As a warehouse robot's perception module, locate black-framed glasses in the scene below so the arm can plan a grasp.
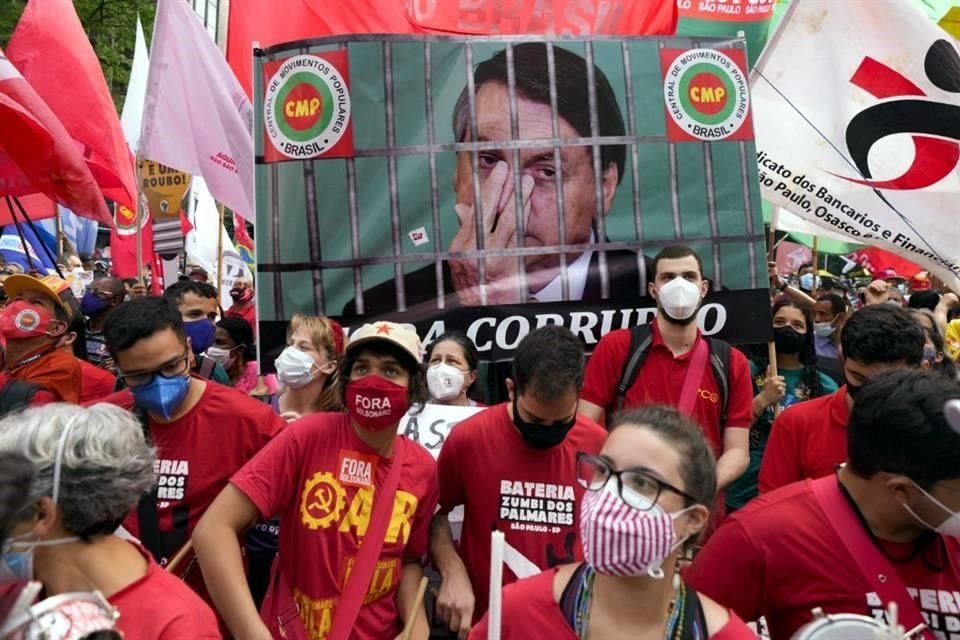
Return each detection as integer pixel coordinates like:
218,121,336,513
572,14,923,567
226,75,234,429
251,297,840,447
575,452,694,511
117,352,190,388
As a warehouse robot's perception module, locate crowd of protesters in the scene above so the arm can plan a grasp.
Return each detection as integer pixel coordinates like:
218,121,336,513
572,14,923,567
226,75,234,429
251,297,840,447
0,244,959,640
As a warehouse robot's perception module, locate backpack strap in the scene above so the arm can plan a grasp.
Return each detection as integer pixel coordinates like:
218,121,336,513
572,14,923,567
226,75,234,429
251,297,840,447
705,338,732,428
0,379,40,415
196,355,216,380
615,324,653,414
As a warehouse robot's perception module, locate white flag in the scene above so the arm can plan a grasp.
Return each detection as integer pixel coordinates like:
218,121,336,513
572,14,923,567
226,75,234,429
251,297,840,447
140,0,254,220
185,177,253,309
120,16,149,152
752,0,960,289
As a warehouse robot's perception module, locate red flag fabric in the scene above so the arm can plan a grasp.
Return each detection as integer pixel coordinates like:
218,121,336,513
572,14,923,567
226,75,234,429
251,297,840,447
7,0,137,211
110,204,153,280
0,193,55,227
227,0,678,98
0,50,111,225
847,247,924,280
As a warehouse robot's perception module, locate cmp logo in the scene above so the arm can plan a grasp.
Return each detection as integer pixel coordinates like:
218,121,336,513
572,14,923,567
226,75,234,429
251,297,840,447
263,54,352,160
838,40,960,191
14,309,41,333
663,48,750,142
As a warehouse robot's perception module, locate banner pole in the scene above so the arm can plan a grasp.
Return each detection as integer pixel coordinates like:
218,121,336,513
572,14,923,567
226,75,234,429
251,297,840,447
811,236,820,285
216,202,225,295
135,155,145,286
4,196,35,272
11,197,64,278
767,209,781,418
54,206,63,259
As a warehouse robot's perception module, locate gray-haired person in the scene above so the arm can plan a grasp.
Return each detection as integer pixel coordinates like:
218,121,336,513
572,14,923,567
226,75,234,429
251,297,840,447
0,404,220,638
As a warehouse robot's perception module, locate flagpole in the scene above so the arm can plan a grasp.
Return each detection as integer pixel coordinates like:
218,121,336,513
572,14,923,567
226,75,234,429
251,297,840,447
216,203,225,295
767,208,781,418
10,197,65,278
54,206,63,258
135,155,145,286
811,236,820,286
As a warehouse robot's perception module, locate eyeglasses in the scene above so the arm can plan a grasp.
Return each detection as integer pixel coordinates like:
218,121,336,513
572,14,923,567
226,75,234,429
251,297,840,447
575,452,693,511
117,352,190,388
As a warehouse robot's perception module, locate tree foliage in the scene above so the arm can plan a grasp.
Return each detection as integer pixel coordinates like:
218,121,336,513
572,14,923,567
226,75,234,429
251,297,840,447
0,0,156,112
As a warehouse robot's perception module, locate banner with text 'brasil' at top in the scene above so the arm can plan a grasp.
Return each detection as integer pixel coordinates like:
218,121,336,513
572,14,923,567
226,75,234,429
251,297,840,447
254,35,771,366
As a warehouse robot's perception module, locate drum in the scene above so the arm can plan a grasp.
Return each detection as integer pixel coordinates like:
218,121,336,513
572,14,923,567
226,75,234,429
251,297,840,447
0,589,120,640
791,608,917,640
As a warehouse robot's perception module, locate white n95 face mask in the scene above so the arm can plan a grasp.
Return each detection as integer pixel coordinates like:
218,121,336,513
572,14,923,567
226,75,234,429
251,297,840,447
657,277,702,321
427,363,465,401
275,347,318,389
904,481,960,537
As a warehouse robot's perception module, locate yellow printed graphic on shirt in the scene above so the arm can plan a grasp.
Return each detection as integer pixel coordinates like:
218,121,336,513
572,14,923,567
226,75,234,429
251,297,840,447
293,591,336,640
298,472,419,545
293,558,400,640
945,320,960,362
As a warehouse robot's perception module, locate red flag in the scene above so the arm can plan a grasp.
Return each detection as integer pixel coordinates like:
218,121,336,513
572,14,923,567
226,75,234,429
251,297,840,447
7,0,137,211
227,0,677,98
0,50,111,225
110,203,153,279
847,247,924,280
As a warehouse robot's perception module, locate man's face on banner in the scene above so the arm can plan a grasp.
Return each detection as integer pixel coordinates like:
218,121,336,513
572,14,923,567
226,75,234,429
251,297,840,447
450,81,618,304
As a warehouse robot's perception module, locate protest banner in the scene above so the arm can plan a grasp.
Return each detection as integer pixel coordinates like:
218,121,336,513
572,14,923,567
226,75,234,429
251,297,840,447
255,35,771,368
397,403,485,458
676,0,777,66
751,0,960,292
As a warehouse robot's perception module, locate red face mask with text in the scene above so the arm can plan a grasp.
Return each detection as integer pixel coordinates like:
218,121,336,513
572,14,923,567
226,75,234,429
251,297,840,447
0,301,54,341
346,376,410,432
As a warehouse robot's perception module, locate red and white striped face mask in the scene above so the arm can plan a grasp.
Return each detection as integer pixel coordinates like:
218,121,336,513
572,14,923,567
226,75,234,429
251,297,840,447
580,480,691,578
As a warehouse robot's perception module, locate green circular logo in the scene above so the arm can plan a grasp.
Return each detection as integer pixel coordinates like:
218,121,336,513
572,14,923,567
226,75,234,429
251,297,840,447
663,49,749,141
264,55,352,158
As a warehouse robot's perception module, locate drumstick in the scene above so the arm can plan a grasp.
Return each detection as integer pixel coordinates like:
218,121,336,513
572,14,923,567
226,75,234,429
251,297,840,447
400,577,429,640
166,539,193,574
489,531,505,640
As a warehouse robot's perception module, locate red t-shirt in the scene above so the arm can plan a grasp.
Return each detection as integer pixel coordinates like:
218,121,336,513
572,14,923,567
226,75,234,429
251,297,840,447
108,543,220,639
120,381,283,576
437,403,607,620
78,359,117,404
580,322,753,455
468,567,756,639
226,303,257,334
757,387,850,494
686,479,960,640
231,412,439,640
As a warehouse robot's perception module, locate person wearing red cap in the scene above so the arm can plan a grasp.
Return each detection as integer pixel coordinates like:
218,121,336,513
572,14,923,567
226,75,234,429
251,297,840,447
194,321,438,640
0,274,81,403
225,277,257,334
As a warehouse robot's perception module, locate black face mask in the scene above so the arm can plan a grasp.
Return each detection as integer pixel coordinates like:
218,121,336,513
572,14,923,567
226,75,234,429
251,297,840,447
512,396,576,450
773,326,806,355
845,378,863,400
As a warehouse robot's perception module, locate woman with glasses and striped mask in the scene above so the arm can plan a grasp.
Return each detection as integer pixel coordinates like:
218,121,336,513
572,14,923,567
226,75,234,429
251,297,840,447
471,405,756,639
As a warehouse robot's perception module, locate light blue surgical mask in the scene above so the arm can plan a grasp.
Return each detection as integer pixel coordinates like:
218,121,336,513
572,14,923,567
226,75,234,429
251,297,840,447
799,273,816,291
131,374,191,421
0,416,82,583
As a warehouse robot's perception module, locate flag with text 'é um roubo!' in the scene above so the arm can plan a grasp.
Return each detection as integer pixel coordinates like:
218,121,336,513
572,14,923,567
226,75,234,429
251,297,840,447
141,0,255,221
0,51,111,225
227,0,678,98
6,0,137,212
752,0,960,292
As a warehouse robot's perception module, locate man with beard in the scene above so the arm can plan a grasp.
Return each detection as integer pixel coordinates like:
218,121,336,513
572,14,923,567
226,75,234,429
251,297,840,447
579,246,752,497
